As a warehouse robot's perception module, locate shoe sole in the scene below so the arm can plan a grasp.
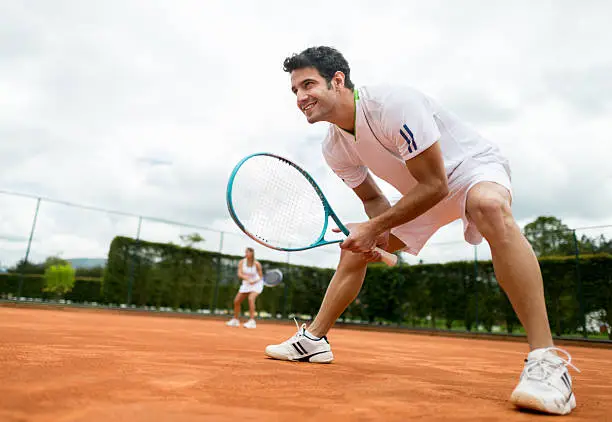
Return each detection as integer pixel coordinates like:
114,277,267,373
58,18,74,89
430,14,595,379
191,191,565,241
265,349,334,364
510,391,576,415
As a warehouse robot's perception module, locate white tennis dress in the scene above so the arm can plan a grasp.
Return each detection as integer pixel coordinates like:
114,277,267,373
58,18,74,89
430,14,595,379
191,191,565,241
238,259,264,294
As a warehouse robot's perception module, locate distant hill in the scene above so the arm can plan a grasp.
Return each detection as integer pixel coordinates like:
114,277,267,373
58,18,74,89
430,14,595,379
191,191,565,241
66,258,107,269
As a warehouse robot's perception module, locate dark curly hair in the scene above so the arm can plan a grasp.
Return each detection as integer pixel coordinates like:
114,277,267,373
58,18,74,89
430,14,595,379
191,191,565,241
283,46,354,90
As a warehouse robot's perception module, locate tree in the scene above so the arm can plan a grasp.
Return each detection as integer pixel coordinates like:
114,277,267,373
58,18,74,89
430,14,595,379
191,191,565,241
179,233,205,248
523,216,574,257
12,259,44,274
595,235,612,254
44,264,76,298
11,256,68,274
579,234,612,254
44,256,68,267
524,216,612,257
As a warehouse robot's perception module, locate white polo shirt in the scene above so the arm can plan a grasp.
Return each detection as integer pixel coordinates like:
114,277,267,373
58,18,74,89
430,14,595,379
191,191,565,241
322,84,510,194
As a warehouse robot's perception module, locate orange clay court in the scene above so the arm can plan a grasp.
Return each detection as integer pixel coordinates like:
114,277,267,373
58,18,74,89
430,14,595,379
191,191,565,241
1,306,611,422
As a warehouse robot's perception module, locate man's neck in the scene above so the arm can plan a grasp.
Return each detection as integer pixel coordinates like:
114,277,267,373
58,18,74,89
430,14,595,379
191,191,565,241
330,89,356,134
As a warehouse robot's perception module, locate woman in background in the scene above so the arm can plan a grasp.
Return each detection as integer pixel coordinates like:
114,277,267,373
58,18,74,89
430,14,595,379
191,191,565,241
226,247,263,329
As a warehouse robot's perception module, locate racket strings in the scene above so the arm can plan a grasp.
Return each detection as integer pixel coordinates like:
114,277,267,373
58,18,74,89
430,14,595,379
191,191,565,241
263,269,283,286
230,156,326,249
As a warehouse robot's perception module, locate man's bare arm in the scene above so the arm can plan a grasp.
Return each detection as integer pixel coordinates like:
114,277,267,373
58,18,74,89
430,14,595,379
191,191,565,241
366,142,448,235
352,173,391,219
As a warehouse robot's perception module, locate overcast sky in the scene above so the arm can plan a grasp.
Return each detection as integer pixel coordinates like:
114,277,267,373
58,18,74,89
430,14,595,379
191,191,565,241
1,0,611,269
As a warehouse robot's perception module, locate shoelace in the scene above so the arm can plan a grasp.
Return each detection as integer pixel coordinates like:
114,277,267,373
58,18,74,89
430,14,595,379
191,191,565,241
282,318,306,345
524,347,581,382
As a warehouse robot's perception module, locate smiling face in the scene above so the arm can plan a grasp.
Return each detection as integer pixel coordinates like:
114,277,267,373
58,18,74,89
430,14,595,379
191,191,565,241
290,67,342,124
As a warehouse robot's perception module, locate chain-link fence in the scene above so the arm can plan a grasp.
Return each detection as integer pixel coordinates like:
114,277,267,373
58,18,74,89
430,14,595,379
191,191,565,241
1,189,610,340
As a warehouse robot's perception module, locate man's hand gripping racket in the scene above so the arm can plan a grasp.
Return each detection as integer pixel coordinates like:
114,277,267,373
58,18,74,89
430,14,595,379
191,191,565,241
332,222,392,263
226,153,397,267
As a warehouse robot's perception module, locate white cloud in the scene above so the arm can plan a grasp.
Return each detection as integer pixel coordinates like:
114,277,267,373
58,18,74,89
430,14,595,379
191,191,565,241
1,0,611,269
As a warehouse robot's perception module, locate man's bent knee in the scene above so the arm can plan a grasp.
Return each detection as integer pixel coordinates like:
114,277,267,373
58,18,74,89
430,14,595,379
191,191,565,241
467,183,516,240
475,196,510,220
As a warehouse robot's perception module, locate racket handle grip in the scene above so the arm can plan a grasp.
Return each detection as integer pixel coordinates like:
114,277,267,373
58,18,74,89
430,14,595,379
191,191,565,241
374,247,398,267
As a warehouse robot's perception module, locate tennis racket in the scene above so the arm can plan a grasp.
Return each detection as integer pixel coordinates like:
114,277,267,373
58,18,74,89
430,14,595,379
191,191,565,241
263,269,283,287
226,153,397,267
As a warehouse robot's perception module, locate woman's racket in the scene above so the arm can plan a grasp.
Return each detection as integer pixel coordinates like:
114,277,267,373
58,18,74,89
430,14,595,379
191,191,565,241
226,153,397,267
263,269,283,287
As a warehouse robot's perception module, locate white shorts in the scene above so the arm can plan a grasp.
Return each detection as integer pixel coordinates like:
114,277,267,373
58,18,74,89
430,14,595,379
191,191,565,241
238,280,264,294
390,156,513,255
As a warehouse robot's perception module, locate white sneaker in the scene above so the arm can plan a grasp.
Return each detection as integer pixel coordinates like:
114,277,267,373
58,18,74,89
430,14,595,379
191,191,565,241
243,319,257,329
226,318,240,327
265,320,333,363
510,347,580,415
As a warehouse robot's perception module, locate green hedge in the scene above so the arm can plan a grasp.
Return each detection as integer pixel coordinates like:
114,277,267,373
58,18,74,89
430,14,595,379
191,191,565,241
3,235,610,339
0,273,102,302
102,236,296,312
101,237,611,338
0,273,45,298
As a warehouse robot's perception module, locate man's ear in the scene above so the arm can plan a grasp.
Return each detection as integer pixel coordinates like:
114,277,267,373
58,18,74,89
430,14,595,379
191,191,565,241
333,71,345,90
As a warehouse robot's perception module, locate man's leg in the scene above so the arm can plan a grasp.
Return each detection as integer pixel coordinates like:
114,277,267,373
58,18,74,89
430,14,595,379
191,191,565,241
465,181,553,350
467,181,579,415
264,235,406,362
307,235,406,338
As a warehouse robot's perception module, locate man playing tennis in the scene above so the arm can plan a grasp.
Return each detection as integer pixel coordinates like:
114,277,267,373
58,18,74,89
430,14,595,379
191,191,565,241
264,46,579,415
